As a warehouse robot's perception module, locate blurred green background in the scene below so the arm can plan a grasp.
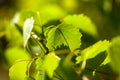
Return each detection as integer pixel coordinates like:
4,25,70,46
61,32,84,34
0,0,120,80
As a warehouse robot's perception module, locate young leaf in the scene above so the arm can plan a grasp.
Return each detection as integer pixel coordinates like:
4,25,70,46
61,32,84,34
43,52,61,78
63,14,97,37
11,13,20,26
101,53,111,65
46,23,82,51
12,11,40,27
76,40,111,64
9,61,29,80
109,36,120,74
23,17,34,47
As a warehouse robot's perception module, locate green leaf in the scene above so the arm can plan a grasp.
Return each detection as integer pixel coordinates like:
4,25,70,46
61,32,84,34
12,11,40,27
87,52,106,70
5,47,31,66
76,40,111,64
5,22,23,46
31,53,60,79
11,13,20,25
53,59,80,80
109,36,120,74
34,57,45,80
23,17,34,47
39,4,66,25
83,52,107,76
9,61,29,80
24,76,35,80
101,53,111,65
63,14,97,37
46,23,82,51
43,52,61,78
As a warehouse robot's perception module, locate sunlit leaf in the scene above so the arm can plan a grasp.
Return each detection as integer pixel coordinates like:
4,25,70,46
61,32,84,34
23,17,34,47
63,14,97,37
39,4,67,25
101,53,111,65
32,53,60,79
9,61,29,80
5,23,23,46
43,52,61,78
11,13,20,25
46,23,82,51
76,40,111,64
12,11,40,26
5,47,31,66
109,36,120,74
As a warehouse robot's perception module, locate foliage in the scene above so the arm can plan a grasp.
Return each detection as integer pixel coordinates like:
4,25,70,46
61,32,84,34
8,13,111,80
63,14,97,37
46,22,82,51
109,36,120,80
0,0,120,80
